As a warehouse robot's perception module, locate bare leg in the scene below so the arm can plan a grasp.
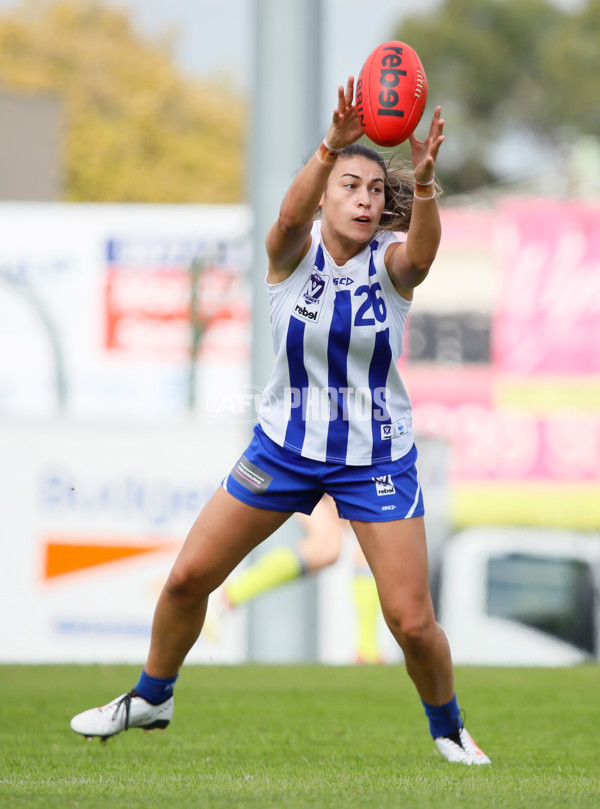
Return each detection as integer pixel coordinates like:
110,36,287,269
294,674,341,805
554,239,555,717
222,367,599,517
351,516,454,705
146,486,291,677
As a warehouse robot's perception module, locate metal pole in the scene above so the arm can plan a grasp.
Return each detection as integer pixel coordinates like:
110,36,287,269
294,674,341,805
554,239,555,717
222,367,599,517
248,0,323,661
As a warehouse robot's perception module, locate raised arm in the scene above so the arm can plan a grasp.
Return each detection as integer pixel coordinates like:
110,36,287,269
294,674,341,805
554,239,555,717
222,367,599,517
265,77,364,283
385,106,445,298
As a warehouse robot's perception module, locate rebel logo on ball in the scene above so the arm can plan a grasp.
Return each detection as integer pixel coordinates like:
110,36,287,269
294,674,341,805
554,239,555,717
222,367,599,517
356,40,428,147
376,44,408,118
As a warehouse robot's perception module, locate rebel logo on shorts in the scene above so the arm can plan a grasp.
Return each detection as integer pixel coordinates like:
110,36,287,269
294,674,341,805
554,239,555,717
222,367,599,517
231,455,273,494
293,272,330,323
372,475,395,496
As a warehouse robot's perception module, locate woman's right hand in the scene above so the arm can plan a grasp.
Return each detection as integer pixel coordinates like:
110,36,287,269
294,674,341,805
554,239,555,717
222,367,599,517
325,76,364,150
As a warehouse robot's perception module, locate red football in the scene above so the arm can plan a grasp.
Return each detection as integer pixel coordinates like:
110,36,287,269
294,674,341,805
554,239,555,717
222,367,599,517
356,41,428,147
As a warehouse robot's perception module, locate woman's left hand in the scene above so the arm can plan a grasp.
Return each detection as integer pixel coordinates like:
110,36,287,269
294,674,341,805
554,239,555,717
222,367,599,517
409,106,445,183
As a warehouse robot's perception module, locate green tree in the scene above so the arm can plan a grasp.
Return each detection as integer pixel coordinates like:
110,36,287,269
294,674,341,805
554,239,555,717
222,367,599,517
539,0,600,136
0,0,246,202
394,0,599,193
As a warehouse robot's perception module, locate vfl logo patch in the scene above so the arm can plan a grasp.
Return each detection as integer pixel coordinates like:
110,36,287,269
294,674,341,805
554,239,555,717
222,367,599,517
380,418,408,440
305,273,326,303
293,272,330,323
373,475,395,496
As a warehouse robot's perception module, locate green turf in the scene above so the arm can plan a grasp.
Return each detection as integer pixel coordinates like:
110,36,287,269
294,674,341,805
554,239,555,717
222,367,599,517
0,664,599,808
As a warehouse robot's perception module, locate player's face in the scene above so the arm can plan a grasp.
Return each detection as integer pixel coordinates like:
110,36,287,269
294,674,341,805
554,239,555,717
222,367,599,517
320,156,386,246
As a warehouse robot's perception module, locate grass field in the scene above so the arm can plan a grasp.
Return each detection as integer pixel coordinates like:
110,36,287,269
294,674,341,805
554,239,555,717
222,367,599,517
1,664,599,808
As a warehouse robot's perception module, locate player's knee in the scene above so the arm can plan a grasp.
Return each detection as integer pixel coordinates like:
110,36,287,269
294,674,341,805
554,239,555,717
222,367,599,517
383,606,435,652
164,565,210,604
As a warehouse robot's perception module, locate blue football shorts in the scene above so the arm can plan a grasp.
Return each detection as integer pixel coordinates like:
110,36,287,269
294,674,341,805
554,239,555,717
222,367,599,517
222,424,424,522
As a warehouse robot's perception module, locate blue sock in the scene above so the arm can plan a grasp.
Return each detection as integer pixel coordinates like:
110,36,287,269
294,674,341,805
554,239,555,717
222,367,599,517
421,694,462,738
134,669,178,705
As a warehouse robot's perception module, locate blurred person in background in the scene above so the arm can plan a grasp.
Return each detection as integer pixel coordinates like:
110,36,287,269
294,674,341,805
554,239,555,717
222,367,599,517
207,494,384,665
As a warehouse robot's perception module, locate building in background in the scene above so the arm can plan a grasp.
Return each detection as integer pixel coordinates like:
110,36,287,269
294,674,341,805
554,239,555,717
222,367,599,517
0,90,61,200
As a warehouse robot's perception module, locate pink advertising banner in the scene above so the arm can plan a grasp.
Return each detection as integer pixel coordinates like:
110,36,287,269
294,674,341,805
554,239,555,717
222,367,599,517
404,367,600,484
414,400,600,482
492,200,600,374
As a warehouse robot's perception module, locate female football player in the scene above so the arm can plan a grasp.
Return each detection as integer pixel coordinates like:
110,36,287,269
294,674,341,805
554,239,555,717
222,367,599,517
71,76,490,765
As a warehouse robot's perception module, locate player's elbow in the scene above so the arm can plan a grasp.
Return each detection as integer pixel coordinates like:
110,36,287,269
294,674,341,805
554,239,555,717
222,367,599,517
276,205,311,235
404,259,433,287
408,272,429,289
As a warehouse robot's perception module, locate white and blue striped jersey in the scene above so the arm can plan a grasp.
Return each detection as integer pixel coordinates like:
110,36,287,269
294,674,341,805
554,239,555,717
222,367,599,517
258,220,414,466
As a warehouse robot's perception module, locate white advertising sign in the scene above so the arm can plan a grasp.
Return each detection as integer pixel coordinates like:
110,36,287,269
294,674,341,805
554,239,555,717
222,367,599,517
0,419,248,663
0,202,252,420
0,202,253,662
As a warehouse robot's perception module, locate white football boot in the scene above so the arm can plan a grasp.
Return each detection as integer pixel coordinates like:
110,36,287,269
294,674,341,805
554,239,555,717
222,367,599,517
435,727,491,765
70,691,173,740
